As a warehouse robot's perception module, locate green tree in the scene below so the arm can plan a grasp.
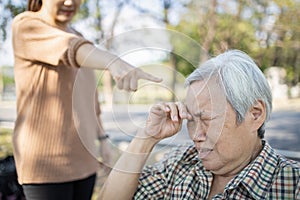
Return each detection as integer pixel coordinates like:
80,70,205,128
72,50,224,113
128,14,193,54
271,0,300,85
0,68,3,99
174,0,257,75
0,0,26,49
1,0,299,88
172,0,299,88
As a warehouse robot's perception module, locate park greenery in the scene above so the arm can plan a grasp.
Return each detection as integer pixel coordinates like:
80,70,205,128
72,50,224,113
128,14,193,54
0,0,299,101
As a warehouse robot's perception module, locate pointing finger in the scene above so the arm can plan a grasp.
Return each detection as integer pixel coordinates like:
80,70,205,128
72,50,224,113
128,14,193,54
176,102,192,120
137,69,162,83
130,76,138,92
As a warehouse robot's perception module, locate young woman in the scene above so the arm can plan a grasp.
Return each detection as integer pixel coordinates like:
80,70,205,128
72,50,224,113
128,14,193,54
12,0,161,199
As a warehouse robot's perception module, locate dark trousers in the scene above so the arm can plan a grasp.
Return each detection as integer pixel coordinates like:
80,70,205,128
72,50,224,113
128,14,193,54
22,173,96,200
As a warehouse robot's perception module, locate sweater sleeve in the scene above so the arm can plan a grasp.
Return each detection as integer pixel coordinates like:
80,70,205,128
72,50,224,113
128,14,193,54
12,12,92,68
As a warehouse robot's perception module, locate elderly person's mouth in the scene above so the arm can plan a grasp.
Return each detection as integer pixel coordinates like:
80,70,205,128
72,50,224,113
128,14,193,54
198,148,213,159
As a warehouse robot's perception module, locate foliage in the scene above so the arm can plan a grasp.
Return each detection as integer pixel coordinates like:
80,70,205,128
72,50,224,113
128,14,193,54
0,0,26,45
0,128,13,158
172,0,300,85
1,66,15,86
0,0,299,85
270,0,300,85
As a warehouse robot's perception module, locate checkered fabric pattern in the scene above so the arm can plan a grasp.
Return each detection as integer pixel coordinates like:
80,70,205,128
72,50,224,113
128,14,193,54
134,141,300,199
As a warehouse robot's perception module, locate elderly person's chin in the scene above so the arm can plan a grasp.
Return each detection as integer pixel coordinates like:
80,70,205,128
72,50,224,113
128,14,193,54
200,155,231,175
199,149,254,176
197,150,222,172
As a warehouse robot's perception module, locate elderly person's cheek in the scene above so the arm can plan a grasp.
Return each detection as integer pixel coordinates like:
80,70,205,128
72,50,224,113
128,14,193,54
187,121,196,140
206,118,225,148
187,121,208,142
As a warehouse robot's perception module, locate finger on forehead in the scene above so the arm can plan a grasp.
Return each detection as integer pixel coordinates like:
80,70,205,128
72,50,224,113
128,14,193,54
165,102,179,116
177,101,186,110
175,101,184,108
176,102,192,119
165,103,179,121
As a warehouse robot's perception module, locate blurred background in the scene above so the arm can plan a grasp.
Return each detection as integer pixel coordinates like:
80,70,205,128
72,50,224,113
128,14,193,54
0,0,299,198
1,0,300,103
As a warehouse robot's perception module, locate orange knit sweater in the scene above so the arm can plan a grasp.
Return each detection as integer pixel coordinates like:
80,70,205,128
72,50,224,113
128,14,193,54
12,11,102,184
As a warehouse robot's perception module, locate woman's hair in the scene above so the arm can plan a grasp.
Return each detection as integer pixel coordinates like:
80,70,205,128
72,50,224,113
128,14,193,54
185,49,272,139
27,0,42,12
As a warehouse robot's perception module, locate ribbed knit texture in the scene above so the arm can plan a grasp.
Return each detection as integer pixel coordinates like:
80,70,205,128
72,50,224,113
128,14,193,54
12,11,101,184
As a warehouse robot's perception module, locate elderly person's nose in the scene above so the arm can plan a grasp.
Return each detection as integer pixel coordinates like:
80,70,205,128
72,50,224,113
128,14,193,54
192,125,207,142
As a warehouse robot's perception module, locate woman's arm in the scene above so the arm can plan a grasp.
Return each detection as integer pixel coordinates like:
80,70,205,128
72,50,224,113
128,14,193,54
76,43,162,91
12,15,161,91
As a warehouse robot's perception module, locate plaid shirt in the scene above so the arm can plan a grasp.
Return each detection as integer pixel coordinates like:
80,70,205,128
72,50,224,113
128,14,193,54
134,141,300,199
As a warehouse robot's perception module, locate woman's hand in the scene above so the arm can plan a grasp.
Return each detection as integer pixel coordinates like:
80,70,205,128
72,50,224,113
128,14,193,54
144,102,192,141
108,59,162,91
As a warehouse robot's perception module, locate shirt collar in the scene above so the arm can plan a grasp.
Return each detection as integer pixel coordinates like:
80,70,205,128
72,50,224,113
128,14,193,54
225,141,278,199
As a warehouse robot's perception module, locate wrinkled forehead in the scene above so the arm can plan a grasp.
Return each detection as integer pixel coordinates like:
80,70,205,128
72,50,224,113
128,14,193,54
185,76,227,114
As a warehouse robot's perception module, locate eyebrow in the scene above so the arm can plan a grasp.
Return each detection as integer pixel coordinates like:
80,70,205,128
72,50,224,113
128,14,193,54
195,111,222,120
190,110,211,119
185,103,211,118
185,102,203,114
194,111,204,117
185,104,224,121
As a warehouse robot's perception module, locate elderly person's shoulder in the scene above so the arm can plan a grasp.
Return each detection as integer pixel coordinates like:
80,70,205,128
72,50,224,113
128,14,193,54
275,149,300,173
260,142,300,171
261,142,300,194
278,154,300,167
270,146,300,197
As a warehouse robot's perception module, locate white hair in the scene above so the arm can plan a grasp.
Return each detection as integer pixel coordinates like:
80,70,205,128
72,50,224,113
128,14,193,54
185,49,272,138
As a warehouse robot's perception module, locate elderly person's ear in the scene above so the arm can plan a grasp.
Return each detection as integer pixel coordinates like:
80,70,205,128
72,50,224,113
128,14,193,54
250,100,266,130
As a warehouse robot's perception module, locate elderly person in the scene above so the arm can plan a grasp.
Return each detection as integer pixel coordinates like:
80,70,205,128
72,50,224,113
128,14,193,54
100,50,300,199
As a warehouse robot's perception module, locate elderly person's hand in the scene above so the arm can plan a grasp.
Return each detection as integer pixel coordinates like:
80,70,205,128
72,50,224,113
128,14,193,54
144,102,192,141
